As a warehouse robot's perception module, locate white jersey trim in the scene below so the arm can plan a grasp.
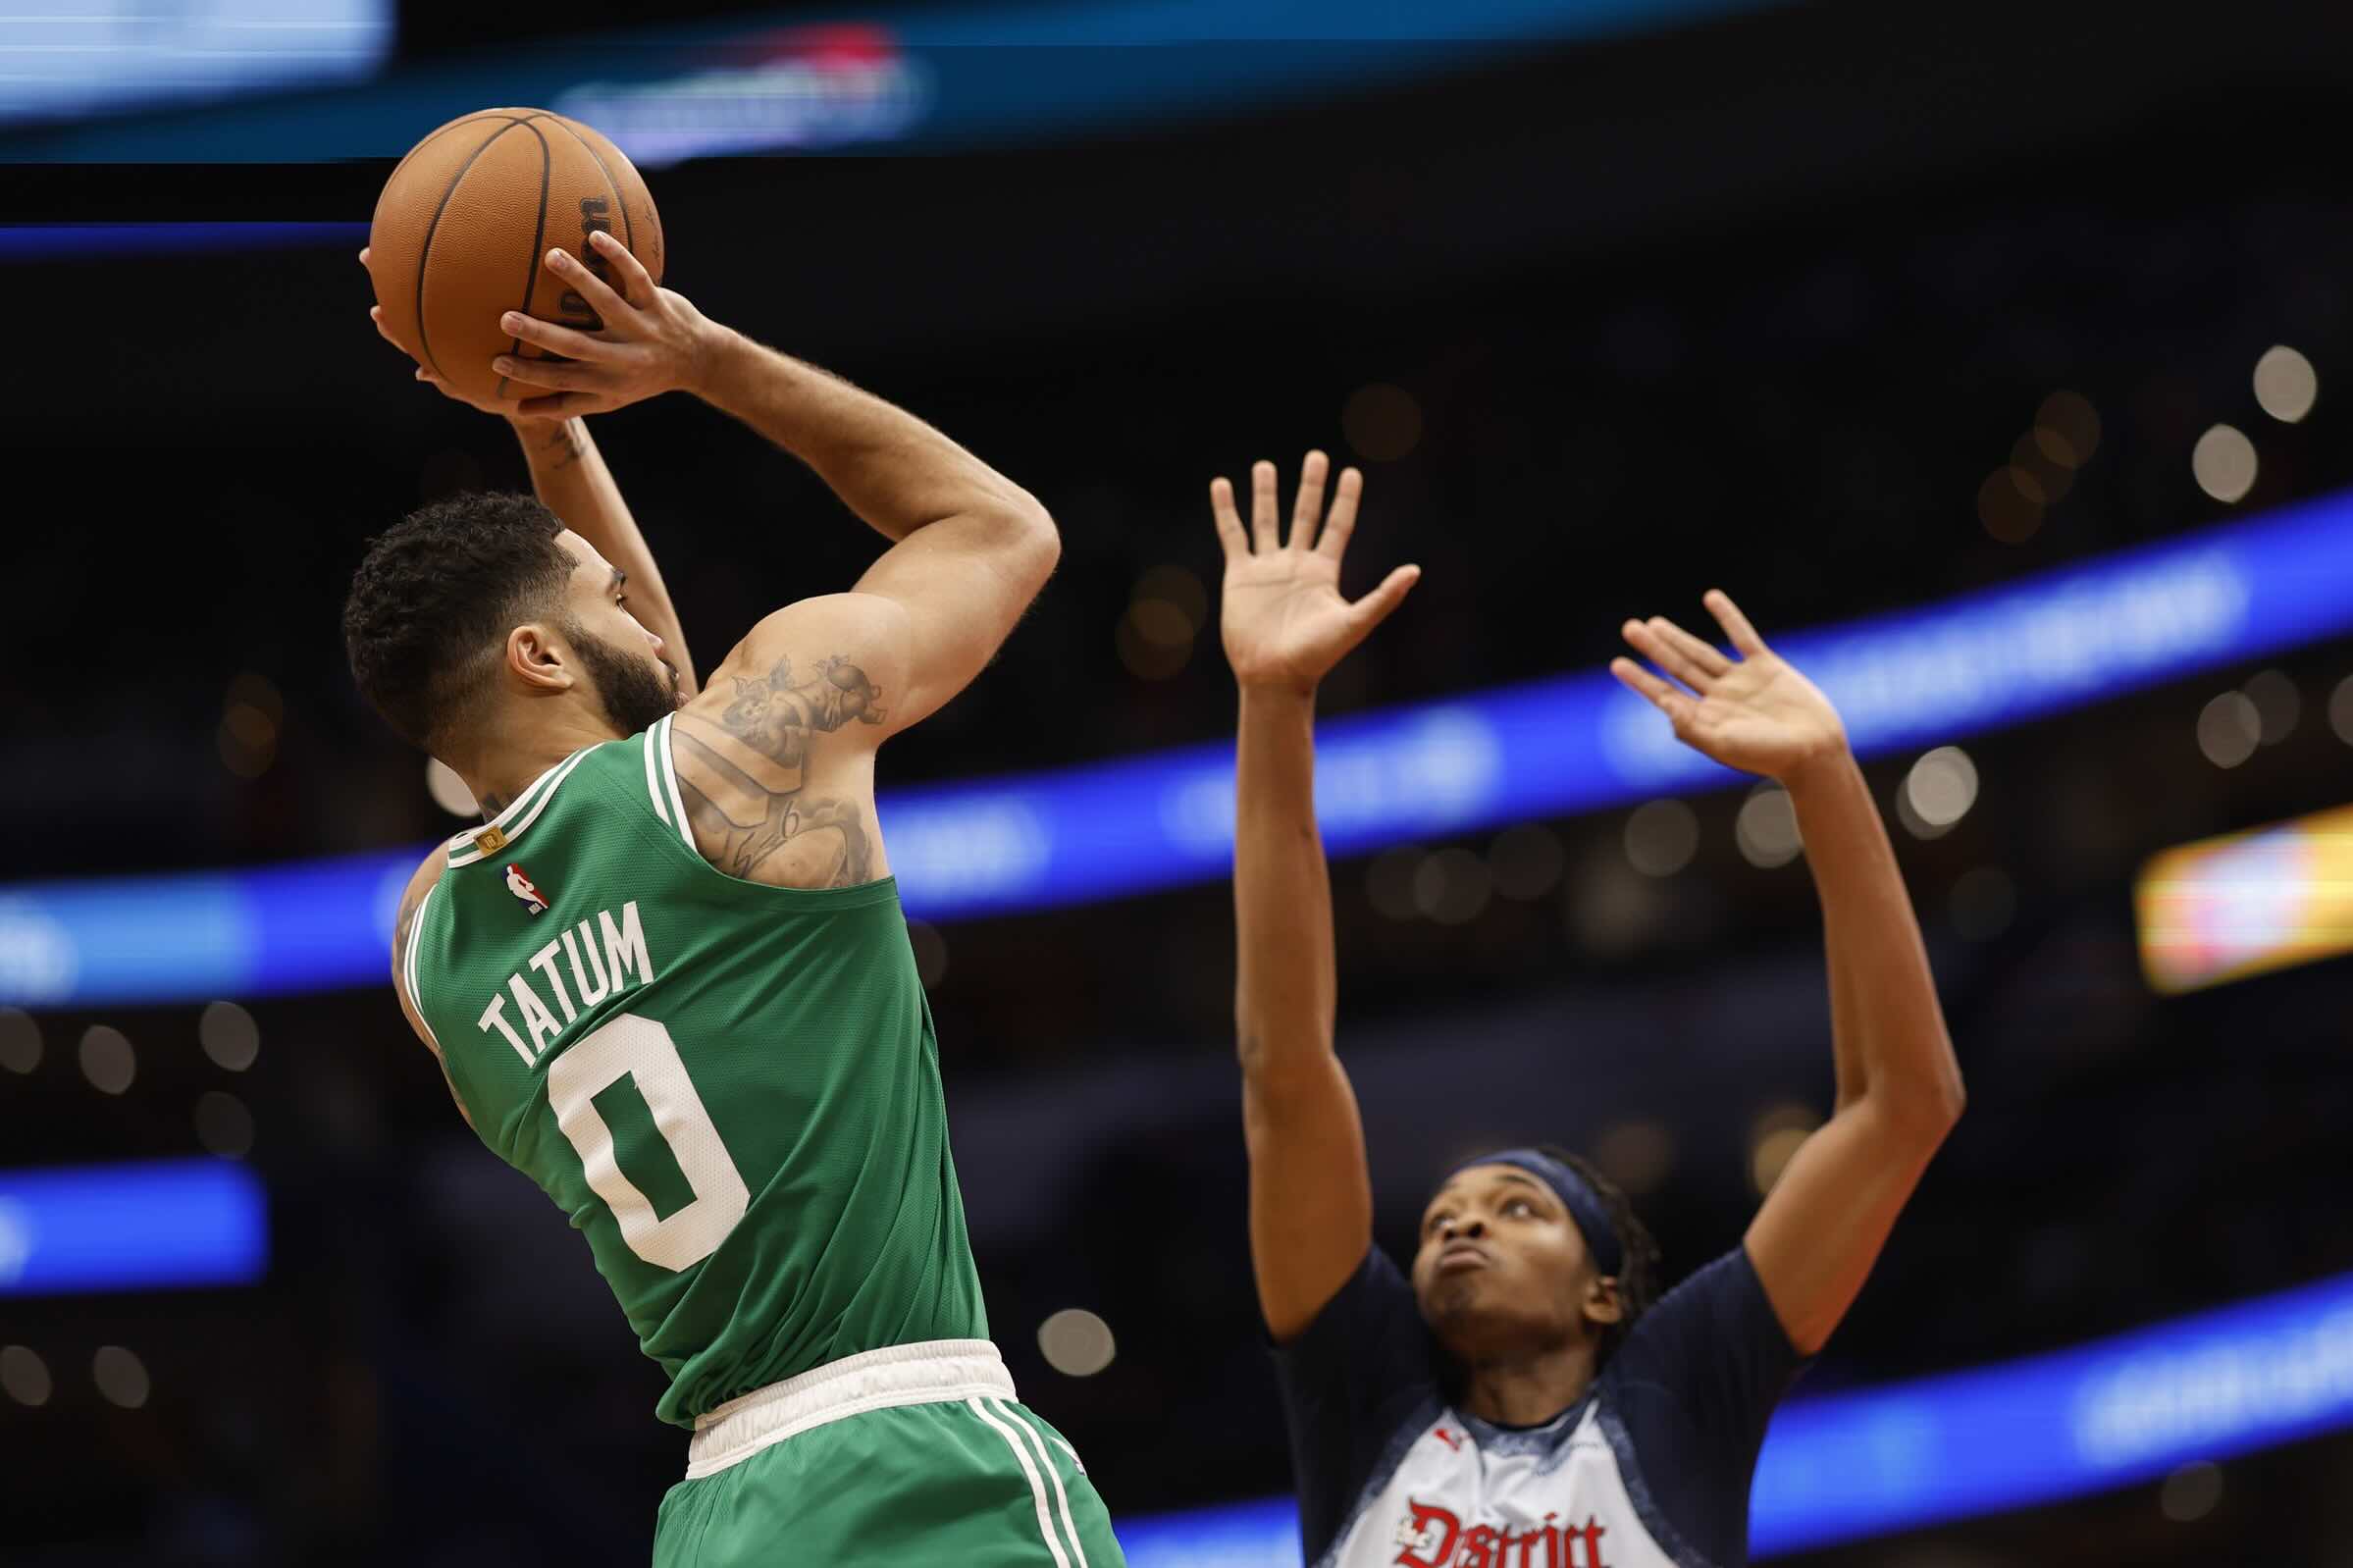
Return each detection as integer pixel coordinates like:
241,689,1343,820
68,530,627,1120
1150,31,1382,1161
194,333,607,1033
654,714,694,848
445,747,593,866
643,723,671,826
400,878,443,1053
970,1393,1076,1568
991,1395,1090,1567
683,1338,1015,1480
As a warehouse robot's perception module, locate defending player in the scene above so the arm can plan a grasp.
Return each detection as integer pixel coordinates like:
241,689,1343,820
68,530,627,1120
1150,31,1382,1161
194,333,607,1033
344,233,1122,1566
1211,453,1964,1567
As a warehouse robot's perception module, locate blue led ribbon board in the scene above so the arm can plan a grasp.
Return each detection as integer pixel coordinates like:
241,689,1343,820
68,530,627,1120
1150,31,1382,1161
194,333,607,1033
0,1159,268,1297
1114,1268,2353,1562
0,0,1787,164
2,488,2351,1006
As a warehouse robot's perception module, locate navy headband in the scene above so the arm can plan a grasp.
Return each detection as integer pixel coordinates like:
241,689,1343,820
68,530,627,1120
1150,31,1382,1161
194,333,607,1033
1446,1148,1624,1277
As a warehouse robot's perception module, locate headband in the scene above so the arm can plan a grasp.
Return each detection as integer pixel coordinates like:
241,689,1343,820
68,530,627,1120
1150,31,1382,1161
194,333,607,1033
1445,1147,1624,1278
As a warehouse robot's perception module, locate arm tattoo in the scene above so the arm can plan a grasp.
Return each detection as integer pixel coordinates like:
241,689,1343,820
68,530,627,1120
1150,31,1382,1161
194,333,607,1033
672,652,886,888
538,420,588,476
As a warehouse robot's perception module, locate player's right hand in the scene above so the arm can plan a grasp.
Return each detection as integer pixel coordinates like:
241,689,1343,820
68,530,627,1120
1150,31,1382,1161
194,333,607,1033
360,246,558,427
490,230,722,418
1210,451,1420,696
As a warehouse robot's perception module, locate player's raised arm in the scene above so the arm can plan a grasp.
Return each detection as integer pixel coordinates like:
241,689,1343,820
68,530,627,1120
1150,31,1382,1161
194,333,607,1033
362,247,701,697
495,231,1055,737
1215,453,1421,1343
1612,595,1965,1357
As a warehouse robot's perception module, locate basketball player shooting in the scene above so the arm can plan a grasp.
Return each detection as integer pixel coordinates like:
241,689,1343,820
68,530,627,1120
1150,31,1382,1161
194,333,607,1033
1211,454,1965,1568
343,233,1124,1566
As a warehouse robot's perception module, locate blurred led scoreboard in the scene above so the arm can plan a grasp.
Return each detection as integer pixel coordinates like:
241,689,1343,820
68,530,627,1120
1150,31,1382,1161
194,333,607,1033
0,1,390,129
2136,804,2353,993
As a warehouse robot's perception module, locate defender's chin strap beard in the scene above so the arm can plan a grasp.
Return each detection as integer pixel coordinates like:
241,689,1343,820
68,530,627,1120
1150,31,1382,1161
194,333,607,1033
1448,1148,1625,1279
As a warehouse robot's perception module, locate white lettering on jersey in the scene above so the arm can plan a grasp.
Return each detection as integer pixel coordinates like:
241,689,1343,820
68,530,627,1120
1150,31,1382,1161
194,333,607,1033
1331,1405,1678,1568
527,940,578,1023
600,903,654,991
511,974,562,1054
472,903,656,1068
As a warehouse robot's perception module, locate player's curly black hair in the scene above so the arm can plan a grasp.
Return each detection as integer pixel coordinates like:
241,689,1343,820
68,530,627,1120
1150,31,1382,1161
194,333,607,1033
343,492,573,754
1535,1143,1664,1368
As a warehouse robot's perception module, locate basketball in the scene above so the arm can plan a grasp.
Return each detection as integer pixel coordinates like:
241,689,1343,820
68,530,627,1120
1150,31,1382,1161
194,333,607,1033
367,109,664,407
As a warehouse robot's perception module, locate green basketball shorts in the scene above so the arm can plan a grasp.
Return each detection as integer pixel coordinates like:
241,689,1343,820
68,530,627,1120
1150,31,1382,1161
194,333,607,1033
653,1339,1125,1567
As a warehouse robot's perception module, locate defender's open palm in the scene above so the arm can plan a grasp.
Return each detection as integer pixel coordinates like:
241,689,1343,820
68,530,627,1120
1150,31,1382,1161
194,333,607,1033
1611,592,1847,780
1212,452,1420,694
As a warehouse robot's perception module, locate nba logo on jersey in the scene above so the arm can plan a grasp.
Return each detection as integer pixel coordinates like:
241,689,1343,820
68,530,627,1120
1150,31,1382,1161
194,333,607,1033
504,863,551,916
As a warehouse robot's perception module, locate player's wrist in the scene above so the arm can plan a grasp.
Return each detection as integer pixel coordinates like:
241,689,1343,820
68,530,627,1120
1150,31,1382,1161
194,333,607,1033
1775,737,1857,797
678,319,750,405
1237,677,1320,710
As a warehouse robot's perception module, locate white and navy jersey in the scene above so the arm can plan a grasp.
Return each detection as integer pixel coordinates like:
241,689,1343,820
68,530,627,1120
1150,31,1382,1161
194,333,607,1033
1272,1246,1805,1568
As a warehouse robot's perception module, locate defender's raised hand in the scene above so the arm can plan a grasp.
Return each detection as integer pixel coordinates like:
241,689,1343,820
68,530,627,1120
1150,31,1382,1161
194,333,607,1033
1212,452,1420,695
1610,591,1847,780
491,230,724,417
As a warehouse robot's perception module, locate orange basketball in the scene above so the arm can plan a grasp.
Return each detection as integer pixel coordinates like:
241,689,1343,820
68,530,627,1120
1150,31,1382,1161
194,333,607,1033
368,109,665,407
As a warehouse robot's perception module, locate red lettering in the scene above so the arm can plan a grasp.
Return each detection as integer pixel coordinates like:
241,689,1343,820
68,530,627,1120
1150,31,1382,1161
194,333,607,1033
1459,1524,1501,1568
1575,1519,1609,1568
1394,1501,1460,1568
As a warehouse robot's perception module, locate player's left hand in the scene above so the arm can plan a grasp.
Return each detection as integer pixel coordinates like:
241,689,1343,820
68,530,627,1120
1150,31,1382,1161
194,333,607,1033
1610,592,1849,780
360,246,559,427
491,230,723,417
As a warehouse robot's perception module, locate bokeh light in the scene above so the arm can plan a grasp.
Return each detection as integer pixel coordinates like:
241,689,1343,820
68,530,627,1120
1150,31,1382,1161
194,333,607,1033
1037,1308,1117,1377
1,1345,52,1408
1624,800,1699,877
1735,785,1803,868
92,1346,150,1410
1747,1103,1821,1195
2240,669,2298,745
2251,346,2316,424
2032,390,2101,469
1902,747,1980,836
198,1001,259,1072
1591,1120,1676,1196
2159,1459,2223,1522
1413,847,1491,925
195,1091,256,1159
2195,692,2260,768
2191,425,2258,503
78,1025,134,1095
0,1008,39,1074
906,919,949,986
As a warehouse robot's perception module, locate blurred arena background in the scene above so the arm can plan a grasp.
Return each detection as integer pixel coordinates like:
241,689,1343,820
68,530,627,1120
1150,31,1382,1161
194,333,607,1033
5,0,2353,1561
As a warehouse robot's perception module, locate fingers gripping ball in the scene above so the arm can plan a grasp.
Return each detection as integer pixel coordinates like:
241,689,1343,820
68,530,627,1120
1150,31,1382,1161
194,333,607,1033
368,109,664,408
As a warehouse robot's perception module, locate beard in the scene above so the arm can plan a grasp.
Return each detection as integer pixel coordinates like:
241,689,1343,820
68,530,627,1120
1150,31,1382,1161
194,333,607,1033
567,619,683,737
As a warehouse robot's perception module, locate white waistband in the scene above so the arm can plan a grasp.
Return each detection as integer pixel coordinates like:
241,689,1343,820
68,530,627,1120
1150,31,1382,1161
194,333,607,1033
685,1339,1014,1480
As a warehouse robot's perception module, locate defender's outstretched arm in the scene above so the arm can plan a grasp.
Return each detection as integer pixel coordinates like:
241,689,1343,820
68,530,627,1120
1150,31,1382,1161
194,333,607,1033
1215,454,1420,1343
1613,596,1964,1357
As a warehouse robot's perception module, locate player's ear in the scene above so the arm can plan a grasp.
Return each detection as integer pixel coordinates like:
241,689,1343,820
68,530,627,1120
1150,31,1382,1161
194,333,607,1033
507,622,576,694
1584,1275,1626,1328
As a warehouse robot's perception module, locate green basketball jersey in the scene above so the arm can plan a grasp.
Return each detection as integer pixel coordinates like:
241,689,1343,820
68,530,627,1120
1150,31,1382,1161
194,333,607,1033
403,713,988,1428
